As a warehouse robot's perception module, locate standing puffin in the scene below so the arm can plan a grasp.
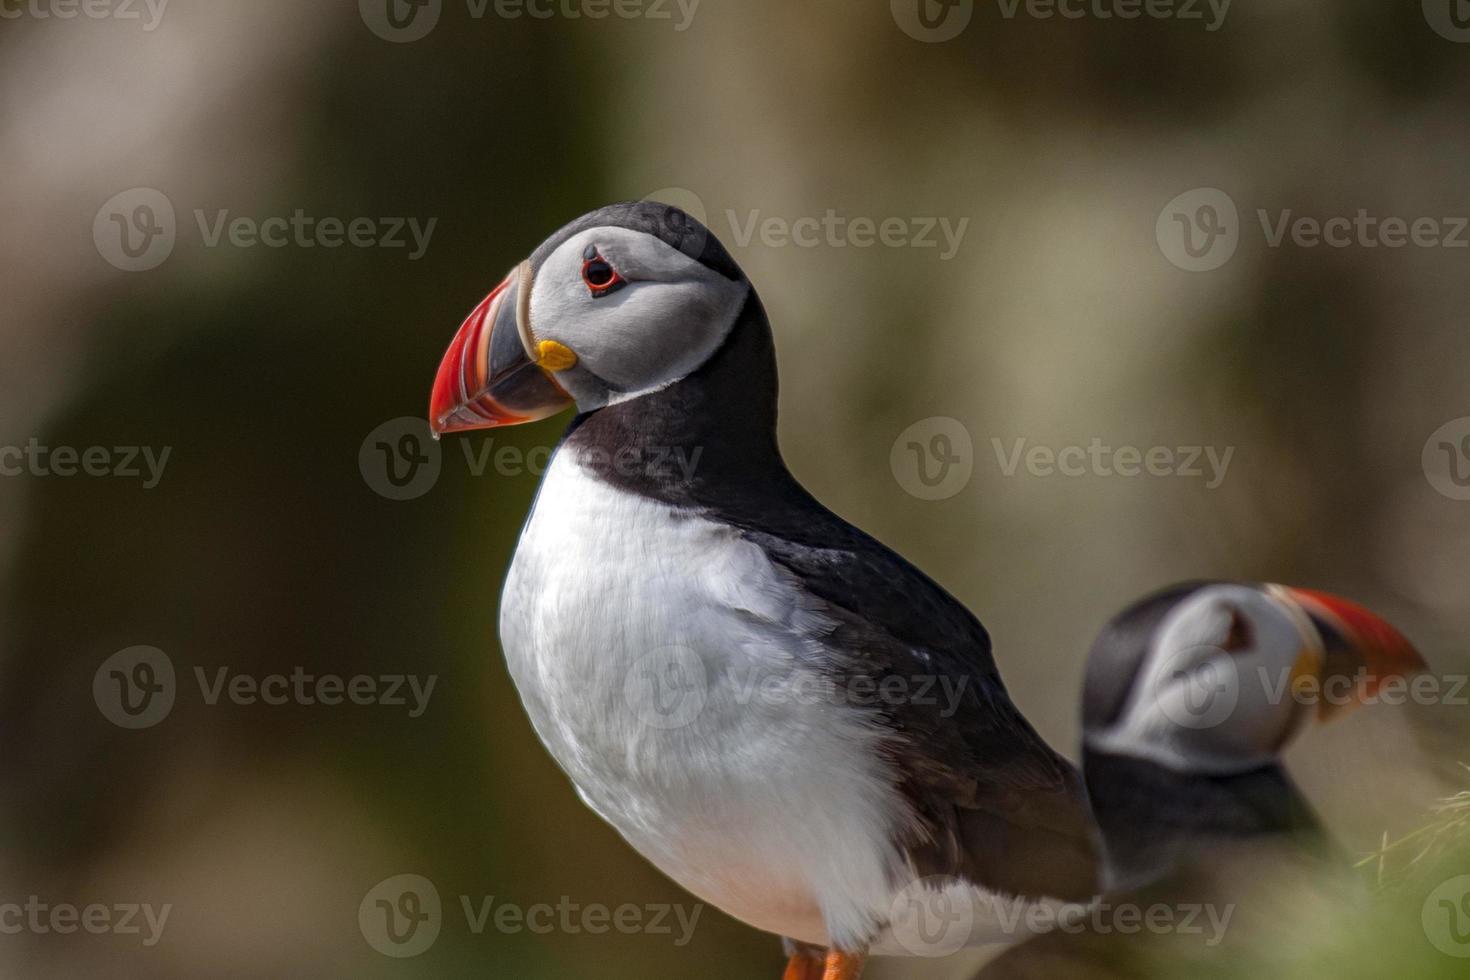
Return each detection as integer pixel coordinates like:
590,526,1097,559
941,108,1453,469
429,202,1099,979
979,581,1425,979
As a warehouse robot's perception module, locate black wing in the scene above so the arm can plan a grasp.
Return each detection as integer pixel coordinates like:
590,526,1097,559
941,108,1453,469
734,494,1102,903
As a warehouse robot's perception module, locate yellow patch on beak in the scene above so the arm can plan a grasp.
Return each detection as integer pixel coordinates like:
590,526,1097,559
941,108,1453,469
535,340,578,372
1289,646,1323,702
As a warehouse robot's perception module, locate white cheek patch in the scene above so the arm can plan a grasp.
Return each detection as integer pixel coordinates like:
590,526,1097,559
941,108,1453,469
1088,587,1312,775
528,226,750,406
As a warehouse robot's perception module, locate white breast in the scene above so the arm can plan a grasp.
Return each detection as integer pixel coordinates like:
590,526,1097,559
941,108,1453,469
499,450,1056,953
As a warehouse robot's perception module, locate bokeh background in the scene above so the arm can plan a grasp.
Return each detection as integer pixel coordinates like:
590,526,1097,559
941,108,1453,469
2,1,1469,977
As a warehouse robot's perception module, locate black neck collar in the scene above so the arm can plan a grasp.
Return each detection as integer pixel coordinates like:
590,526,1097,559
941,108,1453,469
558,292,804,517
1083,748,1324,889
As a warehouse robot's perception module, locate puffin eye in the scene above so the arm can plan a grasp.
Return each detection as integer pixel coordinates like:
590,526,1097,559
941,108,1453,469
581,247,625,297
1222,607,1254,654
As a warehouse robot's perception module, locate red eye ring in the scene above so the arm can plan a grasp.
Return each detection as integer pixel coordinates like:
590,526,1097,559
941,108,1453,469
581,253,625,296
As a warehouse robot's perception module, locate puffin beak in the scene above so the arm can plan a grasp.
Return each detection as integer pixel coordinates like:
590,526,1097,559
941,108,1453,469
1274,586,1427,721
429,262,575,436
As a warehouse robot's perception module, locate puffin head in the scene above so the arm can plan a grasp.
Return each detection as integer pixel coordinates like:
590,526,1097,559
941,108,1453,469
430,202,752,435
1082,582,1425,776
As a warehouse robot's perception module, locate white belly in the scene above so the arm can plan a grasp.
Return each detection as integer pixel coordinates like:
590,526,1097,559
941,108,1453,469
498,452,1051,952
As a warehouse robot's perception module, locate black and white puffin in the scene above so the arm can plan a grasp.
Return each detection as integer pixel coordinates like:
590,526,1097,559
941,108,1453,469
978,581,1425,979
428,202,1099,979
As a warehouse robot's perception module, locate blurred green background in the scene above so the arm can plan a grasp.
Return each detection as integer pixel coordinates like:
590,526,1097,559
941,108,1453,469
1,1,1468,976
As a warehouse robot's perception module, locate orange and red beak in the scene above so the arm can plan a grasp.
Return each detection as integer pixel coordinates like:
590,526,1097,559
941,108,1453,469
429,263,574,436
1275,586,1427,719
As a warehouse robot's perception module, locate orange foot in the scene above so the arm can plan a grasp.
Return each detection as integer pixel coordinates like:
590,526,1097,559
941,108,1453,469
822,948,867,980
782,949,823,980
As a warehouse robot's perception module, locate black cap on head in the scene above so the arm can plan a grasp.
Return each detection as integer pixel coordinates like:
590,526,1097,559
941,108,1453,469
1081,581,1217,732
529,201,744,282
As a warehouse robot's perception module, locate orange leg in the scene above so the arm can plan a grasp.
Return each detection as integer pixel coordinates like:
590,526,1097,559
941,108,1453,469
822,948,868,980
782,949,823,980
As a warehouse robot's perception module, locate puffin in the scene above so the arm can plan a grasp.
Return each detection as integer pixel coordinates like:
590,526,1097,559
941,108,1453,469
428,202,1099,979
978,581,1426,979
